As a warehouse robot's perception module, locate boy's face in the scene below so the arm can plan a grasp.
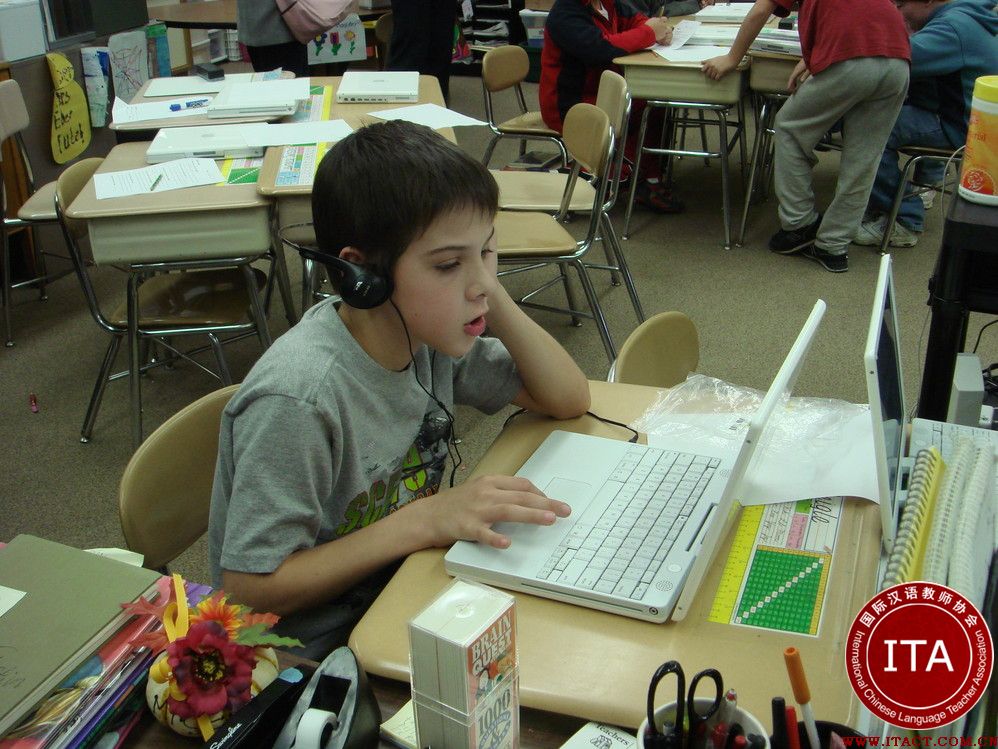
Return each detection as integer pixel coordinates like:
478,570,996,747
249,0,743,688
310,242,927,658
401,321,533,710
390,207,498,358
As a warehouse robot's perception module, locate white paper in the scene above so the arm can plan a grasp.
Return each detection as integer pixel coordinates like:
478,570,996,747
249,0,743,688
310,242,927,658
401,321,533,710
112,96,213,124
367,103,487,129
93,158,224,199
662,20,700,50
144,72,257,97
559,722,636,748
647,407,879,505
0,585,26,619
85,547,144,566
250,119,353,146
654,44,730,62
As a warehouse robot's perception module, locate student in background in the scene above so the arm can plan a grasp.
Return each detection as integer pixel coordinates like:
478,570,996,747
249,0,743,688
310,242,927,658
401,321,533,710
236,0,308,77
854,0,998,249
208,121,590,659
541,0,686,212
388,0,456,103
702,0,910,272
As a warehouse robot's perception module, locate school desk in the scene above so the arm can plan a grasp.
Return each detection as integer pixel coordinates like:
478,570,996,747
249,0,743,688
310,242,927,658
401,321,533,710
62,142,296,448
348,379,883,731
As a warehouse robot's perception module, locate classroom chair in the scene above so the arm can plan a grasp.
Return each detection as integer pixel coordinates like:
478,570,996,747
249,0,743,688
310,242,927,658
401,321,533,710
480,45,569,169
374,11,393,70
607,311,699,388
497,103,640,363
0,78,73,348
876,145,962,255
119,384,239,570
55,158,269,443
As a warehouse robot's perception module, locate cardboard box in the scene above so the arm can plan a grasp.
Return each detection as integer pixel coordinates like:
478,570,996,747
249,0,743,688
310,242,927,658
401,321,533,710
414,672,520,749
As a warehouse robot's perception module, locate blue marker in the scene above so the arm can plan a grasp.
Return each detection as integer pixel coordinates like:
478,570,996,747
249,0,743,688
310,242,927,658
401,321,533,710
169,98,210,111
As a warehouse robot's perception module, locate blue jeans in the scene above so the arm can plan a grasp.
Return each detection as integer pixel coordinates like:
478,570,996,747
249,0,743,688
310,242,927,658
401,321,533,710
867,105,960,231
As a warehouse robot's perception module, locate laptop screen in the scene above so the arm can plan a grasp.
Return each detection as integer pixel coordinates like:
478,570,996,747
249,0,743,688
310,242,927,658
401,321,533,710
864,254,907,549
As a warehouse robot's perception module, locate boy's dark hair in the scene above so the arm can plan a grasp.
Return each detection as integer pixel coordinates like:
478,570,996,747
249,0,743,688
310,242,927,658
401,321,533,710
311,120,499,291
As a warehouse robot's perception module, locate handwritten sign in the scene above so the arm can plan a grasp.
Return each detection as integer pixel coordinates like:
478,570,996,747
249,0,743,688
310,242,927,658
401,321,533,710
307,14,367,65
46,53,92,164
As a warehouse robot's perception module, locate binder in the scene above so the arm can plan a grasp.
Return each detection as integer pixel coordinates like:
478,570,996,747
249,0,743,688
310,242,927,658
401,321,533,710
882,447,946,587
0,535,160,736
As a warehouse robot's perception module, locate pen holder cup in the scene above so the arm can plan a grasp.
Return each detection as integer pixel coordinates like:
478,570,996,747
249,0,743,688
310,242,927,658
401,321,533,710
638,697,770,749
771,721,863,749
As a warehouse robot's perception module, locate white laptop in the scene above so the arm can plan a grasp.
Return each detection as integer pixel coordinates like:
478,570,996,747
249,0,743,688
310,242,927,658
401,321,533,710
207,80,307,119
145,124,264,164
334,71,420,103
864,254,998,550
750,28,802,56
445,300,827,623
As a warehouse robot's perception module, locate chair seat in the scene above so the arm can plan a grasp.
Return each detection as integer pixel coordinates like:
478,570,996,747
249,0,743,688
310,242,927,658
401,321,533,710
108,268,266,328
495,211,577,257
16,180,58,222
497,111,560,136
493,170,596,212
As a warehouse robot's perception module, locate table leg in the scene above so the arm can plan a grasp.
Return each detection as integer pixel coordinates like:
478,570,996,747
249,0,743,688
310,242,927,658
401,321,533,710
719,109,732,250
127,272,143,450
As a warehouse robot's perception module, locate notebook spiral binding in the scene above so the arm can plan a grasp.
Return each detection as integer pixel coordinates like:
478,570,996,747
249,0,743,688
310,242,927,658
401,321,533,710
882,446,945,588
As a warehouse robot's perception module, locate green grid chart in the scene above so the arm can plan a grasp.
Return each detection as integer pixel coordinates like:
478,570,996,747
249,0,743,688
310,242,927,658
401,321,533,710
732,546,830,635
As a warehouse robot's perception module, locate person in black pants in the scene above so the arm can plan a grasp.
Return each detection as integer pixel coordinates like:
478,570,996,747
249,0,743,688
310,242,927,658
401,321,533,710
237,0,309,77
388,0,456,103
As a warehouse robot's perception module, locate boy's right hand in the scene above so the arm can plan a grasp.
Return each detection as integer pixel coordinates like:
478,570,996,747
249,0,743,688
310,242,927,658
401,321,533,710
423,475,572,549
701,53,738,80
646,17,674,45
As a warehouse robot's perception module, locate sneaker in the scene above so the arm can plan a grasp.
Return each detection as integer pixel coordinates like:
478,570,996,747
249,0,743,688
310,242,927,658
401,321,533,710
768,215,821,254
804,246,848,273
888,221,920,247
853,215,920,248
920,188,937,210
634,182,685,214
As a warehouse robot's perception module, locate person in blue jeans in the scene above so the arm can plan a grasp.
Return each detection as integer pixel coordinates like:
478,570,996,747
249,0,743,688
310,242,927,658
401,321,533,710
855,0,998,249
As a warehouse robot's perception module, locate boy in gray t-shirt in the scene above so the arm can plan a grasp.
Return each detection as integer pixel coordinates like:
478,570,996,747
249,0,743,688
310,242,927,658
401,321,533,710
208,121,591,659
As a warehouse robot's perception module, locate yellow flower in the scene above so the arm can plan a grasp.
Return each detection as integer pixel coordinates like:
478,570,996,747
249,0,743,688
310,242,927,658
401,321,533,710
190,593,244,640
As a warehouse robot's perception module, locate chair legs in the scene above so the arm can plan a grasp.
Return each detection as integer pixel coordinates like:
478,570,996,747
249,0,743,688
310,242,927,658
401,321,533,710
598,213,644,323
878,153,959,255
2,229,12,348
482,135,501,167
207,333,233,385
81,335,122,443
571,259,616,362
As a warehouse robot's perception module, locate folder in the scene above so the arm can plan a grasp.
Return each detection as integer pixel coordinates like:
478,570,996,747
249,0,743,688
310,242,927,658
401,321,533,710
0,535,161,736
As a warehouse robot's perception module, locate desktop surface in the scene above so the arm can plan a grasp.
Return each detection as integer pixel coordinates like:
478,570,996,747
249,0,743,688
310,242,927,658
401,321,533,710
348,380,882,730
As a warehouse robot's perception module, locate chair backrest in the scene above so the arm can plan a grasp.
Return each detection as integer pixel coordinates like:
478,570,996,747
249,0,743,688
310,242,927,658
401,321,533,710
562,102,611,179
611,311,700,388
0,79,29,143
481,45,529,93
119,384,240,570
374,11,393,68
594,70,631,207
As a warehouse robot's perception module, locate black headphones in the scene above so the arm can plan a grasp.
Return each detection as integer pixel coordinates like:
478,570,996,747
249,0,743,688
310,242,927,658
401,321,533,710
279,223,393,309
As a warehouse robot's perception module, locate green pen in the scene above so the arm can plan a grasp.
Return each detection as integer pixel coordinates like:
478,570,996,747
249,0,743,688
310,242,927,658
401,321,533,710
149,174,163,192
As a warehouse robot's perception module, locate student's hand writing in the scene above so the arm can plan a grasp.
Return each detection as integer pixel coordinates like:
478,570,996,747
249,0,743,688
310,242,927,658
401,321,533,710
423,475,572,549
646,17,674,45
699,0,715,6
787,59,810,92
701,53,737,80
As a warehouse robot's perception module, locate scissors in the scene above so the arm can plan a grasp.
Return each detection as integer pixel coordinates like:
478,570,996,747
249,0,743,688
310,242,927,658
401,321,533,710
645,661,724,749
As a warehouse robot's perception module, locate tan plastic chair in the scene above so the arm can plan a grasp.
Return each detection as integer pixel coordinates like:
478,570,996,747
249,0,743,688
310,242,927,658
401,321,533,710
56,159,269,443
608,311,699,388
0,78,70,348
497,103,643,362
374,11,393,70
119,384,239,570
481,45,568,168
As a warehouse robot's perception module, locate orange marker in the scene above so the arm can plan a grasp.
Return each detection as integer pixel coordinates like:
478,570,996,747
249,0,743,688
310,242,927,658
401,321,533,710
784,647,820,749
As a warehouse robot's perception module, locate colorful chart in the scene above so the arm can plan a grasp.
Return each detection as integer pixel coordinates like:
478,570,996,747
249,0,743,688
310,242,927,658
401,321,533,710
275,143,331,187
218,157,264,185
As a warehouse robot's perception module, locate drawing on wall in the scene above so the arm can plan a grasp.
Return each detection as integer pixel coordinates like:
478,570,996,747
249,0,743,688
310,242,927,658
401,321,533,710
81,47,111,127
307,14,367,65
108,29,149,102
46,52,92,164
146,22,171,78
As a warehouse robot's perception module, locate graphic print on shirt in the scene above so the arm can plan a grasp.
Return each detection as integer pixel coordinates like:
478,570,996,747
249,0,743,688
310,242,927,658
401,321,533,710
335,408,450,535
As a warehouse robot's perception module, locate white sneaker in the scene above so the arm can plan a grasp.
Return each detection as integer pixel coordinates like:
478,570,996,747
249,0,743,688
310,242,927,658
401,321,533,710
920,188,937,209
889,221,920,247
853,215,888,246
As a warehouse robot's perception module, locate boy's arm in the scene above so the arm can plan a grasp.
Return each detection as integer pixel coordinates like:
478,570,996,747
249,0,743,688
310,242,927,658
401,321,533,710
485,283,591,419
910,19,961,79
701,0,777,80
548,5,657,67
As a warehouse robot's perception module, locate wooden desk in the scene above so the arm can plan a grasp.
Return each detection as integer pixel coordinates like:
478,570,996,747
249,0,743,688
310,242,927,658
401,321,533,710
63,142,294,447
349,380,882,731
148,0,237,29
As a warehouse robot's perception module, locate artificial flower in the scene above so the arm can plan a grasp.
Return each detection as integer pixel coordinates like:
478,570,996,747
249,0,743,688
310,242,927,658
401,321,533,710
165,621,256,719
189,592,244,640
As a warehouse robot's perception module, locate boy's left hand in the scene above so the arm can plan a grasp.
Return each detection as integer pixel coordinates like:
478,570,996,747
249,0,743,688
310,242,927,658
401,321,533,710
699,0,715,6
787,59,810,92
701,53,737,80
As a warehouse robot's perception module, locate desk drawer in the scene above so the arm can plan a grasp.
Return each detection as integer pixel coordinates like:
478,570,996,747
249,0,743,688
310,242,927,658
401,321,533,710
89,207,271,265
624,66,744,105
749,57,795,94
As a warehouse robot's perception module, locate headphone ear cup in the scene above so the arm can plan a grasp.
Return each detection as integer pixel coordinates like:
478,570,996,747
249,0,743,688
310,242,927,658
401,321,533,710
328,258,393,309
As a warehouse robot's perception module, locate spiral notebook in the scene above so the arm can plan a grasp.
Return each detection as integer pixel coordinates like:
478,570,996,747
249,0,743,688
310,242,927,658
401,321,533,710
881,447,945,587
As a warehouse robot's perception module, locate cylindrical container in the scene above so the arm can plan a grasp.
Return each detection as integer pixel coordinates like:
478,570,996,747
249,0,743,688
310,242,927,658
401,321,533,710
774,720,864,749
958,75,998,205
638,697,770,749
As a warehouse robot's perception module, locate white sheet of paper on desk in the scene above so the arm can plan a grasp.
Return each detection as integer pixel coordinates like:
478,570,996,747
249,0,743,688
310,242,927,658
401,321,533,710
250,119,353,146
660,20,700,50
111,96,211,124
0,585,25,619
144,73,257,97
655,45,729,62
367,103,487,129
647,407,879,505
93,158,224,199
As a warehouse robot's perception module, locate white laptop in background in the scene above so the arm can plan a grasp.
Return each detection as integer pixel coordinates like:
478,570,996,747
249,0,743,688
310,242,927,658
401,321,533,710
864,254,998,550
445,300,827,623
334,71,420,103
145,124,264,164
207,79,308,118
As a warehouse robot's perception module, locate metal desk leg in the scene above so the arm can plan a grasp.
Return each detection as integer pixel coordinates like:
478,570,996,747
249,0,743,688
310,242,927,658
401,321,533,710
623,106,653,240
738,96,768,246
127,272,143,450
273,242,298,325
242,264,273,349
719,109,732,250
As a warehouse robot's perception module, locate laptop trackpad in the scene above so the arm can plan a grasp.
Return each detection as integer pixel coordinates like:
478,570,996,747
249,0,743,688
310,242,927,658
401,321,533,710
544,478,594,509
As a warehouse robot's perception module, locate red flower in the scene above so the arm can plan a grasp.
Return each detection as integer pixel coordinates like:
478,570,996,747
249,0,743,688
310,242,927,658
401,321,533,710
165,621,256,718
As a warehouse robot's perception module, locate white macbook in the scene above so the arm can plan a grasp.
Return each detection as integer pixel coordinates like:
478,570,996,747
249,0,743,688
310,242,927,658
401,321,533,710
145,124,264,164
207,80,308,119
864,254,998,550
750,28,802,56
334,71,420,103
445,300,827,623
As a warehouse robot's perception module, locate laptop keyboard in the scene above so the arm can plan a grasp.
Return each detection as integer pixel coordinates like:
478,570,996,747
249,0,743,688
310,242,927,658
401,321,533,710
536,447,719,600
925,421,998,457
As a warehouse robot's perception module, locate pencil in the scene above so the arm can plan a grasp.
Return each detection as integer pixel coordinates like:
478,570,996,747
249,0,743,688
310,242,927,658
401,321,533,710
784,647,821,749
784,706,801,749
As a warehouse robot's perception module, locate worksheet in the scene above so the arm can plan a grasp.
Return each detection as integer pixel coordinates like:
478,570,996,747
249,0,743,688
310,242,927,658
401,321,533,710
93,158,223,199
